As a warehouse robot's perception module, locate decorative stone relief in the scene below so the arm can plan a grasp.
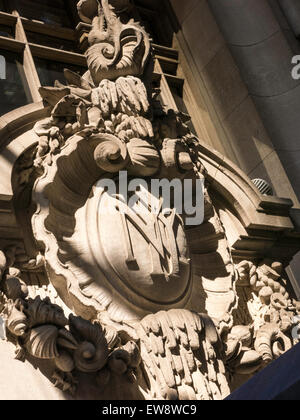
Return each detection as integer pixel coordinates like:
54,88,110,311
0,246,230,399
0,0,299,400
229,260,300,369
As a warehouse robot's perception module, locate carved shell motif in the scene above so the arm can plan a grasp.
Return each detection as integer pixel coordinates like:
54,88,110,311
70,315,109,373
93,133,129,172
25,325,60,359
6,306,28,337
127,138,160,177
26,297,68,329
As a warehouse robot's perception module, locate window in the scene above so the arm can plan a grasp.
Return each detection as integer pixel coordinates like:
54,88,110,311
0,1,7,12
0,0,183,120
26,32,78,53
164,77,196,135
34,57,85,87
0,23,14,39
0,55,5,79
8,0,73,28
0,49,31,116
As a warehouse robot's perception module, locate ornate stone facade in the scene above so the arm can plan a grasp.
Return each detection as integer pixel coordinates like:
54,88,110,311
0,0,300,400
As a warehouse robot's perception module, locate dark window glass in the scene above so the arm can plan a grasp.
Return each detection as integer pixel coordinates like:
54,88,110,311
133,2,174,47
9,0,72,28
0,24,14,39
0,0,7,12
138,11,158,44
34,57,86,87
168,81,196,135
158,58,178,76
0,50,31,116
26,32,78,53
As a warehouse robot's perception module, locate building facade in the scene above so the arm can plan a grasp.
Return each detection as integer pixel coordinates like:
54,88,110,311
0,0,299,400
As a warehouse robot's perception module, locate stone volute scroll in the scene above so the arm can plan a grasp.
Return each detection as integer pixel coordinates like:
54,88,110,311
1,0,300,400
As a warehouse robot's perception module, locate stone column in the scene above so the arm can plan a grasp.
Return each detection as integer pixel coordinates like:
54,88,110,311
278,0,300,37
208,0,300,200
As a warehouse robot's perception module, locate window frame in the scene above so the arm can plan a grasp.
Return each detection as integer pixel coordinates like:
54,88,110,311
0,1,185,118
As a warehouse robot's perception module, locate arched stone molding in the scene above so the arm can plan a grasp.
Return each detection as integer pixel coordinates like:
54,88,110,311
0,103,50,200
0,104,298,264
197,140,300,264
0,0,299,399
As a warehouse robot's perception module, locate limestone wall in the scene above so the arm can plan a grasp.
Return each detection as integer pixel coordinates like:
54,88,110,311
169,0,300,206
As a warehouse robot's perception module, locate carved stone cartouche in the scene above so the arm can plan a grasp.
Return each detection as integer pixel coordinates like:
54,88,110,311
1,0,299,400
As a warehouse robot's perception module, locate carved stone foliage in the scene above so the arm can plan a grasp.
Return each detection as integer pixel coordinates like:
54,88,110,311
225,260,300,377
0,247,230,399
78,0,150,83
0,247,140,395
31,0,208,324
2,0,300,400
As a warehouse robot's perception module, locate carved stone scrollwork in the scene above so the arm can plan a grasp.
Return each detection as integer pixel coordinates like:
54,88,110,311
0,246,230,399
0,247,141,395
93,133,129,172
1,0,299,400
79,0,151,83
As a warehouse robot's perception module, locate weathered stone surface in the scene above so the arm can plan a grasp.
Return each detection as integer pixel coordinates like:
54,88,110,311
227,342,300,400
0,0,299,401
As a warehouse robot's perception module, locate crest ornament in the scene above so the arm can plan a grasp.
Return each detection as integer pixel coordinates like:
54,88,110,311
0,0,299,401
88,183,191,304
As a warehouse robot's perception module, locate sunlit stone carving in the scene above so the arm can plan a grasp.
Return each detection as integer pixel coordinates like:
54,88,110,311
0,0,299,401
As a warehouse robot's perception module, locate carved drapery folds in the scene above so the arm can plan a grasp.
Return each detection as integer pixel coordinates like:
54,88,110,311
0,0,300,400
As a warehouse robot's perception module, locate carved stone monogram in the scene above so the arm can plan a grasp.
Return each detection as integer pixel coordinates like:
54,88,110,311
0,0,300,401
91,184,191,304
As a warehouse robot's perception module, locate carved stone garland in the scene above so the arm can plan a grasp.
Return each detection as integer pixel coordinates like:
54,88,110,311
0,0,299,400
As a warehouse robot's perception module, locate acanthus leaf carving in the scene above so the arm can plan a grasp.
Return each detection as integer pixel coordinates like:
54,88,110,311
2,0,300,401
